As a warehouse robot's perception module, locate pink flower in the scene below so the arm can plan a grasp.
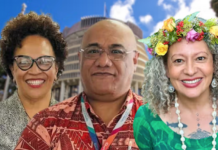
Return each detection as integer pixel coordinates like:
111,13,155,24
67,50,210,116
147,47,153,55
186,29,200,42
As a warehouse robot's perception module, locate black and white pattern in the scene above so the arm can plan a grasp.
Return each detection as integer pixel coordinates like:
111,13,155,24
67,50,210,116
0,91,57,150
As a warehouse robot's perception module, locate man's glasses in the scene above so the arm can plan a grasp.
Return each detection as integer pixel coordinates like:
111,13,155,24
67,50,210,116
13,55,56,71
79,47,136,60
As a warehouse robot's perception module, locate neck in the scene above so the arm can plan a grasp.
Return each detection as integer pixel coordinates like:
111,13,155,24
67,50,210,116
176,90,212,113
17,89,51,118
86,92,128,126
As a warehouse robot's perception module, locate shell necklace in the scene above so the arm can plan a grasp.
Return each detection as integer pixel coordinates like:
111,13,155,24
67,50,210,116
175,96,217,150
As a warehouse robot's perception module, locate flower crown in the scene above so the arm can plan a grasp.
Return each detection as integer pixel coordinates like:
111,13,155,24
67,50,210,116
139,12,218,56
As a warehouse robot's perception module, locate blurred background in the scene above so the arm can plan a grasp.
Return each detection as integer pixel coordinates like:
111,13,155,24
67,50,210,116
0,0,216,101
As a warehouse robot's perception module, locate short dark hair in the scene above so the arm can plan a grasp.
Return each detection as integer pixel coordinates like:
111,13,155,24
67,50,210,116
0,12,68,79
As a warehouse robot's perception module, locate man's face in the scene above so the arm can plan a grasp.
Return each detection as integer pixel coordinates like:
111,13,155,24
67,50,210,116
80,21,138,99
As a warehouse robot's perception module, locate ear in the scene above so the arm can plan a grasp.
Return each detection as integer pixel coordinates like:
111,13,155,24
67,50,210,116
9,65,15,78
54,65,58,80
165,64,170,78
133,52,139,71
133,51,139,64
78,52,81,62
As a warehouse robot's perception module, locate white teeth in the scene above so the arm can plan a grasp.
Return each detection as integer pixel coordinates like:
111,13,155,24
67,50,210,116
183,79,201,84
27,80,44,85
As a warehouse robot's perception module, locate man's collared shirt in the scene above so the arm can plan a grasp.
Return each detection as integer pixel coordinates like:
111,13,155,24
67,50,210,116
15,90,142,150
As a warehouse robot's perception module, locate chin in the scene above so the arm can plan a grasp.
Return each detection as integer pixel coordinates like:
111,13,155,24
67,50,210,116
179,91,205,99
93,88,115,95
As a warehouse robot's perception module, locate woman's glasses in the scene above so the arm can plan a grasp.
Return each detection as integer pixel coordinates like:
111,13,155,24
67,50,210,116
13,55,56,71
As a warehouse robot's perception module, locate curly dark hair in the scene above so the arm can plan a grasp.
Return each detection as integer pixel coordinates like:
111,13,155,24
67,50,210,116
211,0,218,17
0,11,68,79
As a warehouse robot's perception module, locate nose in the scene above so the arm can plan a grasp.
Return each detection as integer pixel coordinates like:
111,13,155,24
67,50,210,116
27,62,42,74
95,51,112,67
184,60,197,76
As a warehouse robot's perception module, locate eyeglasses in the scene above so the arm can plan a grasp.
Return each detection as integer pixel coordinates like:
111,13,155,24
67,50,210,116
79,47,136,60
13,55,56,71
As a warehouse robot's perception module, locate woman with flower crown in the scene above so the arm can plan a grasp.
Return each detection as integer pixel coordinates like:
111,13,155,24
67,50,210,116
133,12,218,150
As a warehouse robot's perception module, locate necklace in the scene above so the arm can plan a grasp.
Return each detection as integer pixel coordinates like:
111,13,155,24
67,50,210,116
175,96,217,150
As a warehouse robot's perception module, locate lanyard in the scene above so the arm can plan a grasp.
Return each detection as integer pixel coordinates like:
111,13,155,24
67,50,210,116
81,96,134,150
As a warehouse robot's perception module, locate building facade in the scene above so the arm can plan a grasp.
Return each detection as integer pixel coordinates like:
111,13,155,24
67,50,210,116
53,16,148,101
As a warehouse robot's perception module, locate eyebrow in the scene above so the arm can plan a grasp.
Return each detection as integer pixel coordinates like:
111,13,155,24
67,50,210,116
85,43,125,49
171,51,209,60
109,44,125,49
85,43,100,48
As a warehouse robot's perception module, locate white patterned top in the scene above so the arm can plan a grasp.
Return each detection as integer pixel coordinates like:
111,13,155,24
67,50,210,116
0,91,58,150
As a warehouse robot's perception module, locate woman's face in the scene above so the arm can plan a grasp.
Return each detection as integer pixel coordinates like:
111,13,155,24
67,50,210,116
11,35,58,100
167,39,213,99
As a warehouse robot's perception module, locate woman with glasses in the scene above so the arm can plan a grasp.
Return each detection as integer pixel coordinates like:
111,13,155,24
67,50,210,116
0,12,67,150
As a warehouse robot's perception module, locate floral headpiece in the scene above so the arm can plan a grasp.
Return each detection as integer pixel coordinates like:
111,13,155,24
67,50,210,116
139,12,218,56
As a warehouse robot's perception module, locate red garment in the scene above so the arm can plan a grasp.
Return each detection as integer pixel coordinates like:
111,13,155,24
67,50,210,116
15,90,143,150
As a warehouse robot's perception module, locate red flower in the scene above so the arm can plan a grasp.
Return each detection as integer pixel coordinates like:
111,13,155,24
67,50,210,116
196,31,204,41
177,38,182,42
178,21,184,27
163,41,169,45
176,25,184,35
199,21,204,26
163,30,166,37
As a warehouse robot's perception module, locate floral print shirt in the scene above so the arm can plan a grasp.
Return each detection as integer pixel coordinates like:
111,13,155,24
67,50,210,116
14,90,142,150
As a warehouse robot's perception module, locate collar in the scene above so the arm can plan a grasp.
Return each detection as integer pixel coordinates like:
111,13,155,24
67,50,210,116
81,90,134,117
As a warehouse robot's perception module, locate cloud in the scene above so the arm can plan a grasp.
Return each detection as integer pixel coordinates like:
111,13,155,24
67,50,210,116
110,0,136,24
163,3,172,10
140,15,153,24
158,0,164,5
151,0,216,34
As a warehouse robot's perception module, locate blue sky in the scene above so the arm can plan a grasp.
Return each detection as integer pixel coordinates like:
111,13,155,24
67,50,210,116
0,0,216,58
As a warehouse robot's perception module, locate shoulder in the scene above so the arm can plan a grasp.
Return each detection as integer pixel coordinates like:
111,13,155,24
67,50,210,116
33,94,80,123
133,104,153,131
0,93,20,118
133,104,154,149
133,104,154,134
135,104,152,119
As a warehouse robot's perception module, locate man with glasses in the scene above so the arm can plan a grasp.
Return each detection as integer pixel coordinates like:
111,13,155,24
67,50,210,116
15,19,142,150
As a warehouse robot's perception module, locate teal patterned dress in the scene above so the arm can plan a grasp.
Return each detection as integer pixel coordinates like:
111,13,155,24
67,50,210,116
133,104,218,150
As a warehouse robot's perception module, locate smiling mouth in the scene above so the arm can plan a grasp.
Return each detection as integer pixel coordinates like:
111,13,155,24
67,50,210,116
92,73,114,76
182,78,202,84
26,80,45,85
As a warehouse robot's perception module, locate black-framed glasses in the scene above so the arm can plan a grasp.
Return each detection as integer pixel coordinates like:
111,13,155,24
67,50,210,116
13,55,56,71
79,47,136,60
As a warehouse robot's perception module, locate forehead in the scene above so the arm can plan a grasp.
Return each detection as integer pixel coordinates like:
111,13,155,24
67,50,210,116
14,35,55,57
168,39,210,56
82,21,135,49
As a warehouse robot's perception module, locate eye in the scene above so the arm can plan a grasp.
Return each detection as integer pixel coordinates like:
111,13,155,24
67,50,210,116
17,58,31,66
111,49,124,54
197,56,206,61
174,59,183,63
86,49,100,54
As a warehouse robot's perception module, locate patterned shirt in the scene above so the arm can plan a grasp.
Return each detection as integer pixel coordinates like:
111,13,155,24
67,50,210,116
14,90,142,150
0,91,57,150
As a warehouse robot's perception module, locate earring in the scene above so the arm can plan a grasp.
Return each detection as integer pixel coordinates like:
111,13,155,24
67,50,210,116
211,78,218,88
168,83,175,93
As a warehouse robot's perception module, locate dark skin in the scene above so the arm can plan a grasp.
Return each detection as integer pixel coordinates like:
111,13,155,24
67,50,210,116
79,20,139,125
10,35,58,119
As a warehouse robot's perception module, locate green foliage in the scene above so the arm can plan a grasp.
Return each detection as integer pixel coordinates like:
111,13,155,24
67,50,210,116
205,18,217,29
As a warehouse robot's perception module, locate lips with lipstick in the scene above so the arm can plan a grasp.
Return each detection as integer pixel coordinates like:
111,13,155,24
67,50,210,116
26,79,45,88
181,78,202,88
